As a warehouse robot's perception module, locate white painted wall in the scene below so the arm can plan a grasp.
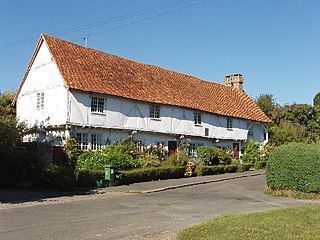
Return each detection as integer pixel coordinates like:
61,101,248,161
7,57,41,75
16,41,68,128
69,90,265,143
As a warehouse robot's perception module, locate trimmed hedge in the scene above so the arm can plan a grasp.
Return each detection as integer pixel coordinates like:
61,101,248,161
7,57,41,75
194,165,238,176
120,166,186,185
266,143,320,193
77,169,104,188
76,166,186,187
241,162,254,172
254,160,267,169
32,164,76,190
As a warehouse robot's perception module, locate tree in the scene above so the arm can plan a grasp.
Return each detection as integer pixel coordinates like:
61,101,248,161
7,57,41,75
269,120,307,146
268,104,320,145
255,94,277,118
0,90,16,117
255,92,320,146
314,92,320,107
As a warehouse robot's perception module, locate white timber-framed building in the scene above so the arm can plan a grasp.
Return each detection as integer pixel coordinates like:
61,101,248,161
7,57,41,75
15,34,271,159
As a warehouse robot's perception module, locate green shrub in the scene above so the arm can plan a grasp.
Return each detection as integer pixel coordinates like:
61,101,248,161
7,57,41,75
121,166,185,184
241,140,261,164
212,147,232,165
163,151,188,166
196,146,219,165
76,144,138,173
266,143,320,193
194,165,238,176
77,169,104,188
137,153,161,167
32,164,76,190
241,162,254,172
65,137,82,168
229,159,253,173
254,160,267,169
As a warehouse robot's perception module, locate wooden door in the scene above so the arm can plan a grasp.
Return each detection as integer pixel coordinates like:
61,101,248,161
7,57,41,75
233,143,239,160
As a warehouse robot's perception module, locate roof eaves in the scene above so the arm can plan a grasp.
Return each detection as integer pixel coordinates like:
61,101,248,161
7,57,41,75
13,34,45,105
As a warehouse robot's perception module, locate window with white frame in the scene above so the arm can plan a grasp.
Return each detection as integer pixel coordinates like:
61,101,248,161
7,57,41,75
188,143,204,156
188,143,197,156
36,92,44,110
91,96,105,113
91,133,102,151
227,118,233,130
194,112,202,125
76,133,88,150
149,105,160,119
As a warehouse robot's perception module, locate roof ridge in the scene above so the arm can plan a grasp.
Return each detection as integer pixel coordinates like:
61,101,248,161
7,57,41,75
42,34,228,89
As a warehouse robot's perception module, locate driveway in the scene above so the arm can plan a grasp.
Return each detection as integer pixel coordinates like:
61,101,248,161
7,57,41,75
0,173,317,240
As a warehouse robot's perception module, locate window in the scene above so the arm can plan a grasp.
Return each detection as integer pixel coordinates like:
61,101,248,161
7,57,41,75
188,143,204,156
188,143,197,156
205,128,209,136
76,133,88,150
149,105,160,119
91,134,102,151
36,92,44,110
194,112,202,125
227,118,233,130
91,96,104,113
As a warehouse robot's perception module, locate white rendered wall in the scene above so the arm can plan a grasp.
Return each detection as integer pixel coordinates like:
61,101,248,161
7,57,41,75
16,41,68,128
69,90,266,143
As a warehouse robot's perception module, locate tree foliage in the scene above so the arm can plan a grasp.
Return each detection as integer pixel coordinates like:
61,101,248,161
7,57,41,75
256,94,320,146
0,90,16,117
255,94,277,118
314,92,320,107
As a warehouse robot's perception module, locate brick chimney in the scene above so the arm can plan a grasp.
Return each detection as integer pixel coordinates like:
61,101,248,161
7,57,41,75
224,74,244,92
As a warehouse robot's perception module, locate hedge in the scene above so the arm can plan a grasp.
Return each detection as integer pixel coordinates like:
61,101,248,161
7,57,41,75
254,160,267,169
121,166,186,185
32,164,76,190
194,165,238,176
76,166,186,187
266,143,320,193
241,162,254,172
77,169,104,188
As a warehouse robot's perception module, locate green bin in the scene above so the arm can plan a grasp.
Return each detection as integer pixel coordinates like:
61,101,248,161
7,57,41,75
104,165,116,187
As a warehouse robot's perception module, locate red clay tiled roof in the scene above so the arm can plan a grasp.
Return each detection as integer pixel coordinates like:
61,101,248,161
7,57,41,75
42,34,271,123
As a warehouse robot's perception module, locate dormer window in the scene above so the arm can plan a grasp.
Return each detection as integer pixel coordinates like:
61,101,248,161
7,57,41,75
149,105,160,119
194,112,202,125
91,96,104,113
36,92,44,110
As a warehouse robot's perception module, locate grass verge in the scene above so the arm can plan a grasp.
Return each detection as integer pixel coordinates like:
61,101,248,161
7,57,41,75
265,186,320,200
177,204,320,240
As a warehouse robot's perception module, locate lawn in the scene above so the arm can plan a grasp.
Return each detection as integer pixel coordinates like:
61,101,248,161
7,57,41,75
178,204,320,240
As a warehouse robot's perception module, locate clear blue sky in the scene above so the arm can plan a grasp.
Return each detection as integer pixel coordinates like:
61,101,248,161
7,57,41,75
1,0,319,105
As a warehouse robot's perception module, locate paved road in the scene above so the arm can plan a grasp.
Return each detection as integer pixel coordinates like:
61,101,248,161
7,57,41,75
0,174,317,240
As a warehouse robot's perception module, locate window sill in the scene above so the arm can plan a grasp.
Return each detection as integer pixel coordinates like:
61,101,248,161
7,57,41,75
194,124,202,127
91,112,106,116
227,128,233,131
150,118,161,121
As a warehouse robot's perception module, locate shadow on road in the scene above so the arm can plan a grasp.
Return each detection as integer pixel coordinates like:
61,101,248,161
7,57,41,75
0,188,97,204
